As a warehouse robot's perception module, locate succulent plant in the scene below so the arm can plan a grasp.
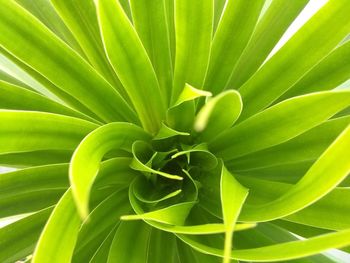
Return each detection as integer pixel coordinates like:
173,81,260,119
0,0,350,262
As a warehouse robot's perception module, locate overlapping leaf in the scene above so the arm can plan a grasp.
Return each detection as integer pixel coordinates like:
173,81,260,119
69,122,150,218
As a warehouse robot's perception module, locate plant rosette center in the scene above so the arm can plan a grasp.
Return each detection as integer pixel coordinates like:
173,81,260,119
119,86,239,228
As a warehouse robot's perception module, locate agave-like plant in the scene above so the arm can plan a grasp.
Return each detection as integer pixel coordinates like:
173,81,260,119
1,0,350,262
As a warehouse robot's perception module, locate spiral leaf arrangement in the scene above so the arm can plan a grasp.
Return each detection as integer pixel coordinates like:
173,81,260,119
1,0,350,262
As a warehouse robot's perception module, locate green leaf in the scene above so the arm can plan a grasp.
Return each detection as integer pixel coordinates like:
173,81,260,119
0,158,135,217
272,220,331,239
89,226,118,263
0,81,94,122
233,223,338,262
132,175,182,204
233,223,304,250
69,122,150,218
194,90,242,141
14,0,83,54
337,105,350,118
159,223,254,236
147,229,177,263
32,190,81,263
0,163,69,198
287,186,350,231
171,0,213,103
107,221,151,263
0,208,52,263
227,115,350,171
130,0,173,104
174,223,254,235
130,140,183,180
278,40,350,101
220,165,248,263
164,0,175,66
118,0,133,21
0,0,136,123
239,0,350,120
178,228,350,262
166,101,196,132
0,189,64,218
240,124,350,222
0,110,98,154
228,0,309,89
203,0,265,94
0,46,97,116
121,201,196,225
210,91,350,160
90,188,129,213
73,189,131,262
0,150,71,168
51,0,127,98
96,0,166,134
176,238,222,263
171,144,218,170
213,0,226,32
127,181,254,235
238,176,350,230
1,0,350,261
153,122,190,140
197,164,224,218
0,68,34,90
233,160,314,185
173,84,212,107
167,84,211,132
93,157,139,189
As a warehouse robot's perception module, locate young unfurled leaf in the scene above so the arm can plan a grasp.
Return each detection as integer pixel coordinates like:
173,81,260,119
220,165,248,263
167,84,212,132
153,122,190,140
194,90,242,141
130,140,183,180
121,201,196,225
70,123,150,218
